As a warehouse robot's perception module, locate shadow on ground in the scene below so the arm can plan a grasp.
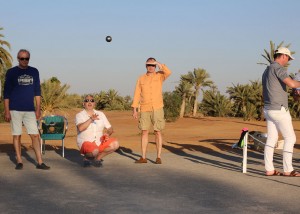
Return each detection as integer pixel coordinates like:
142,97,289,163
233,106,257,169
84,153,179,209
2,139,299,176
146,139,298,176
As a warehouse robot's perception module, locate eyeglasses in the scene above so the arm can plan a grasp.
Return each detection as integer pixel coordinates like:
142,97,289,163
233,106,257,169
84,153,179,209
19,58,30,61
84,99,95,103
146,64,156,67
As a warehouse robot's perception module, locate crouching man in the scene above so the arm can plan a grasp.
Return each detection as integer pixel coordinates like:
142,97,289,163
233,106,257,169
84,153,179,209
76,94,119,167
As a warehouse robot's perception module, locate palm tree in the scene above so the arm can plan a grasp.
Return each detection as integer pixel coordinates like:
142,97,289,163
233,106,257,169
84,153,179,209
94,91,107,110
64,93,82,108
258,40,294,67
227,83,252,119
105,89,124,110
175,76,193,118
227,82,262,121
94,91,132,110
289,93,300,118
40,77,70,115
249,80,263,120
181,68,213,117
123,95,132,110
201,90,232,117
0,27,13,94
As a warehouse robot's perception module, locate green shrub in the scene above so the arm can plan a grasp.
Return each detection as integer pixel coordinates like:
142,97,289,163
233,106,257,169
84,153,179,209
163,91,181,122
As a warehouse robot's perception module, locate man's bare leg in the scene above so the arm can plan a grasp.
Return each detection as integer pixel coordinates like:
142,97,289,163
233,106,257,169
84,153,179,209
141,130,149,159
155,131,162,159
95,141,119,160
13,135,22,164
29,134,43,165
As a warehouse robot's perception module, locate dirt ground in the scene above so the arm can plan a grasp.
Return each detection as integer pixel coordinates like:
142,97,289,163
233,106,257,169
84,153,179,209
1,109,300,154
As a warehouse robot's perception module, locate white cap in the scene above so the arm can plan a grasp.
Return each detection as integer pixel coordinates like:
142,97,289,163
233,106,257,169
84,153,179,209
275,47,294,60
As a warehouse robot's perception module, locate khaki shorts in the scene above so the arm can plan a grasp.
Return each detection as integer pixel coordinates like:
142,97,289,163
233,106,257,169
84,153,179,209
139,108,165,131
10,111,39,135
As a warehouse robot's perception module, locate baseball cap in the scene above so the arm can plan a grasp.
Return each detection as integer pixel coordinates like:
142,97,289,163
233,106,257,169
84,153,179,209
275,47,294,60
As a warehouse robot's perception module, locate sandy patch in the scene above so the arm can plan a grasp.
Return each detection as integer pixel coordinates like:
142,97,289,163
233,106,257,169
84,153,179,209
1,110,300,155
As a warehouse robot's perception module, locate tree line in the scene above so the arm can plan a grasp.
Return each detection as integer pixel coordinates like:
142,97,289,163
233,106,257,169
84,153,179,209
1,27,300,122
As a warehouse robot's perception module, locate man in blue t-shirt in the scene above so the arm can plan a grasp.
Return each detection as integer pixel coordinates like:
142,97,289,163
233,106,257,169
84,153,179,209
4,49,50,170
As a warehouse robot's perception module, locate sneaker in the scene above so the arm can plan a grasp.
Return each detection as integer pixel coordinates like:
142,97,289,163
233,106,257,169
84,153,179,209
135,157,147,163
36,163,50,170
83,160,91,167
94,160,103,168
155,158,162,164
15,163,23,170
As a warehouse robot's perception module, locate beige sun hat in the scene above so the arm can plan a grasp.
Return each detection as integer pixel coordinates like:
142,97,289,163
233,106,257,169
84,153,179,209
275,47,294,60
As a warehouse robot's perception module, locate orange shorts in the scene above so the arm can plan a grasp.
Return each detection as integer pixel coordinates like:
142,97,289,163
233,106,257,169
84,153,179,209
80,138,116,154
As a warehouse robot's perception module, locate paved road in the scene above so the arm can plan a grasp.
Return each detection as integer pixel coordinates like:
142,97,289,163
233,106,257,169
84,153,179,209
0,147,300,214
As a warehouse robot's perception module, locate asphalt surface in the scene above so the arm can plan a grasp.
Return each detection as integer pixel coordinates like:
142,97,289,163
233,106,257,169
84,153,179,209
0,147,300,214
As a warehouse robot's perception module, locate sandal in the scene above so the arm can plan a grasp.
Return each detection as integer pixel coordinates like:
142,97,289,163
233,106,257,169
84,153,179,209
265,170,283,176
283,170,300,177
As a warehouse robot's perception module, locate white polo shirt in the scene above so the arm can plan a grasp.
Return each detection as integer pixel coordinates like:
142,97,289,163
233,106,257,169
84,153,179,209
75,109,111,149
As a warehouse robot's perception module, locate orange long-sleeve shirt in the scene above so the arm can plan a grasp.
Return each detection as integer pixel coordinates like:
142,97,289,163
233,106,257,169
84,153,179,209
131,64,172,112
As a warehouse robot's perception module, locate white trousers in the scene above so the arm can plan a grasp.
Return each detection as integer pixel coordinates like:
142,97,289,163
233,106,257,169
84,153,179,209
264,107,295,173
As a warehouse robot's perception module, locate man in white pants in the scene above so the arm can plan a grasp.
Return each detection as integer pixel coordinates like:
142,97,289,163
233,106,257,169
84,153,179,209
262,47,300,176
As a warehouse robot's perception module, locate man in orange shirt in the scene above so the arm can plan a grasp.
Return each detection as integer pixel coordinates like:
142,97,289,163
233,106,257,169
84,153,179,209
132,57,172,164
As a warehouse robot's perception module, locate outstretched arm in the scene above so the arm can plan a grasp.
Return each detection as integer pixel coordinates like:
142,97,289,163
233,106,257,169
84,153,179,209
283,77,300,88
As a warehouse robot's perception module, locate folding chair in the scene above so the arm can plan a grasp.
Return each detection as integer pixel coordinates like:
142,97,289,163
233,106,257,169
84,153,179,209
38,115,68,157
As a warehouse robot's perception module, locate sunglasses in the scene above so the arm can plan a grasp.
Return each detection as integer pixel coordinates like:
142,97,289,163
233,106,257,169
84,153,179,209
146,64,156,67
19,58,30,61
84,99,95,103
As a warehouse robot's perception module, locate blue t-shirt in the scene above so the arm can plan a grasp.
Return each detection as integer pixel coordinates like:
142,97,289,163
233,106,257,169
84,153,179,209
4,66,41,111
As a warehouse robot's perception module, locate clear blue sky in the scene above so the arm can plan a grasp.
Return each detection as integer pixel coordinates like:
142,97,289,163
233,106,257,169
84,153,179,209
2,0,300,96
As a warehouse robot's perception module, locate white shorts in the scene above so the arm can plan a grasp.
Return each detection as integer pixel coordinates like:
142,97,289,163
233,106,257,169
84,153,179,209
10,111,39,135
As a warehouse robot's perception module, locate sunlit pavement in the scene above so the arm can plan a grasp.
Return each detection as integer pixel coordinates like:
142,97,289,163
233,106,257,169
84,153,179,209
0,148,300,214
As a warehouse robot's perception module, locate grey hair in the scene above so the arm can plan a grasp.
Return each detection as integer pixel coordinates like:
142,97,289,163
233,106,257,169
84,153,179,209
17,49,30,58
84,94,94,100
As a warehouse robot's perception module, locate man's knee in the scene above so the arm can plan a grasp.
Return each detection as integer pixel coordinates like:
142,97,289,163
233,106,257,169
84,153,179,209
29,134,40,141
105,141,119,152
112,141,119,150
142,130,149,136
13,135,21,140
154,130,161,135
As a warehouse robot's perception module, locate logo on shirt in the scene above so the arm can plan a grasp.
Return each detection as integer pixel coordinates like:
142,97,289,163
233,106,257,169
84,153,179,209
18,74,33,85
